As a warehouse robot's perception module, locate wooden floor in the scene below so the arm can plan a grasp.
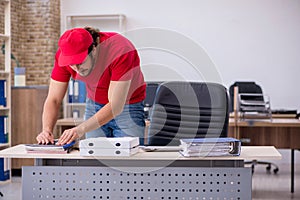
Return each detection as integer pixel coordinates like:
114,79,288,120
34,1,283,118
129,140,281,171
0,162,299,199
251,163,300,200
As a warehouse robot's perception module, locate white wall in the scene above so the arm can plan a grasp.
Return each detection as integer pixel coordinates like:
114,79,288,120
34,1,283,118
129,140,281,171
61,0,300,111
61,0,300,164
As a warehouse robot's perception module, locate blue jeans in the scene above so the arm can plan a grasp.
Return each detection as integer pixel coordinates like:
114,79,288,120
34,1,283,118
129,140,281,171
84,98,145,145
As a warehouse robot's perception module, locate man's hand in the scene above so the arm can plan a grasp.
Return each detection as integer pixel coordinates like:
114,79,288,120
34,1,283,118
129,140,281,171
57,127,81,145
36,130,54,144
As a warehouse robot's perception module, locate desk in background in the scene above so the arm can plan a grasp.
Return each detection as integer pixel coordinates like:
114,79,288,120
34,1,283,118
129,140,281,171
54,118,84,137
55,118,300,149
55,118,150,145
229,118,300,148
228,118,300,193
0,145,281,200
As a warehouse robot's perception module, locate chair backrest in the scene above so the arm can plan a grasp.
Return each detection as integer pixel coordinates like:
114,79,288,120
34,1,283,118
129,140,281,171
229,81,264,113
144,82,162,107
144,82,162,119
147,81,229,146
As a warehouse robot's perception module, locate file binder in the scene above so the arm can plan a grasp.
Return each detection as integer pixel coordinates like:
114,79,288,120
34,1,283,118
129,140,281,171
68,79,74,103
0,158,9,181
0,80,7,107
179,137,241,157
68,79,86,103
78,80,86,103
79,137,139,156
0,116,8,143
73,80,79,102
80,137,139,149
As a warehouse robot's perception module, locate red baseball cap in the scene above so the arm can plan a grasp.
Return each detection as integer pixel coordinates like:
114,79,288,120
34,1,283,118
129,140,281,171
58,28,93,66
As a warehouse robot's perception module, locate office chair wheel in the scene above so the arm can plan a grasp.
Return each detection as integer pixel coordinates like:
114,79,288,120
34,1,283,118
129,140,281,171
0,191,3,197
266,164,271,172
251,164,255,174
273,167,279,174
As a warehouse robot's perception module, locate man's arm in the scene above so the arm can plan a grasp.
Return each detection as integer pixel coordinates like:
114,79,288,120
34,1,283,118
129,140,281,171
36,78,68,144
57,80,131,145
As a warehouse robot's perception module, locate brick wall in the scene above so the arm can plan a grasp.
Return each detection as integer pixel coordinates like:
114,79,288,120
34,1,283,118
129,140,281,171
1,0,60,85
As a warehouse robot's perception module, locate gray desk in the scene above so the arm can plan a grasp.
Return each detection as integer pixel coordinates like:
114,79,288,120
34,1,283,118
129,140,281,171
0,145,281,200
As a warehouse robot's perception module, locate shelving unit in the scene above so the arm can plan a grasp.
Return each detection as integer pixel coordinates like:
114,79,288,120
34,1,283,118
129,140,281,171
62,14,126,119
0,0,11,181
64,79,86,119
65,14,126,32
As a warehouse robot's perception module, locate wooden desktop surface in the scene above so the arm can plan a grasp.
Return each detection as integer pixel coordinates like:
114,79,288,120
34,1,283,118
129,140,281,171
55,118,84,126
0,144,281,161
54,118,84,137
229,118,300,127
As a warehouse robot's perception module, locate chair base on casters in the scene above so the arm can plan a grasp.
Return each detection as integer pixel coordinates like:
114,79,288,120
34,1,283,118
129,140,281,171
245,160,279,174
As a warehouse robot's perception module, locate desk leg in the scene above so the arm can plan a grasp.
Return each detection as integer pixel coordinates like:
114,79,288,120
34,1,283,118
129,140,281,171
291,149,294,193
34,158,43,166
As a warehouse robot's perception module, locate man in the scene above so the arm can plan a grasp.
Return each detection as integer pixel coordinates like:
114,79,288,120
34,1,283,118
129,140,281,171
36,27,146,145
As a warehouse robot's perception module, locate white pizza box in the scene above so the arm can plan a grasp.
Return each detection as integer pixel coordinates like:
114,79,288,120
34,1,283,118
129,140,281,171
79,146,139,157
79,137,139,149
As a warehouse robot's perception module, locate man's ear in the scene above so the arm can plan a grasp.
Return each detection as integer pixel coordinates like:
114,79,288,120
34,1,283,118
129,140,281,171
91,45,97,56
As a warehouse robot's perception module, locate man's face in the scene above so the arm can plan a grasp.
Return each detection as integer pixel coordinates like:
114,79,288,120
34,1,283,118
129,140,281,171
69,53,95,77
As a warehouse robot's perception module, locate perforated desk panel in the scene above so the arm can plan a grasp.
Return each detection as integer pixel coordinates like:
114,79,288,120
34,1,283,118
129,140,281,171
22,166,251,200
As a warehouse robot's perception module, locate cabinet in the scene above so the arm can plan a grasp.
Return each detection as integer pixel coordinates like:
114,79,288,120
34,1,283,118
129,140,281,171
0,0,11,181
62,14,126,119
11,86,48,170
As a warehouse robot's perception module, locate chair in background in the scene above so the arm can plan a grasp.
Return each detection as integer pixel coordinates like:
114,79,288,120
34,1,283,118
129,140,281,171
147,81,229,146
144,82,162,119
229,81,279,174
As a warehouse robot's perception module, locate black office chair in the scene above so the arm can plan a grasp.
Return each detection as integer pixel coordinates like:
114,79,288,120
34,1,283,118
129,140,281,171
144,82,162,119
147,81,229,146
229,81,279,174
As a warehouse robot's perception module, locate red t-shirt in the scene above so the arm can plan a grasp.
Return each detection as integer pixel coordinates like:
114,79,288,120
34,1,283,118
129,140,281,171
51,32,146,104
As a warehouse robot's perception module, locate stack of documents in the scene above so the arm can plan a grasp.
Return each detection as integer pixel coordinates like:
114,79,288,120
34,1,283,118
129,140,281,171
25,140,76,154
79,137,139,156
179,137,241,157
